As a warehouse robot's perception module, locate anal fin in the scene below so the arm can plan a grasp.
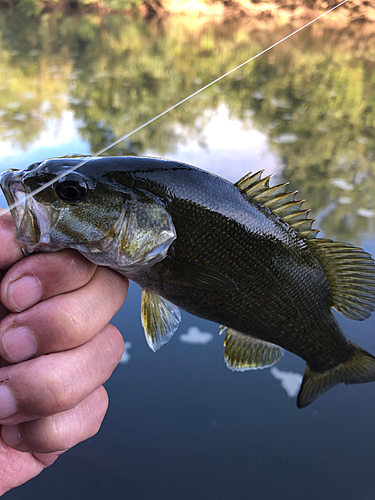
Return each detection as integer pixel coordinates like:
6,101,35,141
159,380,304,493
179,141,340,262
222,327,284,371
141,289,181,352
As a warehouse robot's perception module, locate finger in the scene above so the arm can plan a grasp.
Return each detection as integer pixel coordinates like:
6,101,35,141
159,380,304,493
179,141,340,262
0,324,124,425
0,209,24,322
0,209,23,271
1,386,108,453
0,436,66,496
32,450,65,467
0,249,98,313
0,266,128,363
0,437,47,495
0,271,11,322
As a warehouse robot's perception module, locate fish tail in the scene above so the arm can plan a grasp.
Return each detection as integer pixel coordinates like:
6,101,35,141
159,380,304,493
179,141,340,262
297,343,375,409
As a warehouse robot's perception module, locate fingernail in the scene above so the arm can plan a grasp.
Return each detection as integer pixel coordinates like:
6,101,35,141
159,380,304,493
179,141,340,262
2,326,38,362
8,276,43,312
0,384,17,420
1,425,21,447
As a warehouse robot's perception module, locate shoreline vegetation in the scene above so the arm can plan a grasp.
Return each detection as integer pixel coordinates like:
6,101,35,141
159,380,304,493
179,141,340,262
0,0,374,23
1,7,375,240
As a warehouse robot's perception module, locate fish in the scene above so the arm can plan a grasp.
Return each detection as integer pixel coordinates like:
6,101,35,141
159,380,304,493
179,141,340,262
1,155,375,408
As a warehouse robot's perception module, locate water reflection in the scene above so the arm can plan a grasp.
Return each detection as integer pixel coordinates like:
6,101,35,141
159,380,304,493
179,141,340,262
119,341,132,364
270,366,303,398
179,326,214,345
0,13,375,243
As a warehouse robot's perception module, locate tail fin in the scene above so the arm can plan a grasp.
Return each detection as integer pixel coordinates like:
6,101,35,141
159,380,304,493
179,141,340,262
297,343,375,409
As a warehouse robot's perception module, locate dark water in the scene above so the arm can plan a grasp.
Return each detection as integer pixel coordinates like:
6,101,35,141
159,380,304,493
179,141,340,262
1,11,375,500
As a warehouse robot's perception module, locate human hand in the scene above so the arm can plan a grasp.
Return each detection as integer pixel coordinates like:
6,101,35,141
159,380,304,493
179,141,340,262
0,209,128,495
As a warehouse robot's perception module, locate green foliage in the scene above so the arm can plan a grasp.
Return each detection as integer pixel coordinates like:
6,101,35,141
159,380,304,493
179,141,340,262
0,12,375,242
217,27,375,242
17,0,42,15
0,0,143,16
100,0,144,9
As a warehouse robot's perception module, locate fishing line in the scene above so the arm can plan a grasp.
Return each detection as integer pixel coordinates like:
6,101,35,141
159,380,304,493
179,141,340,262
4,0,348,215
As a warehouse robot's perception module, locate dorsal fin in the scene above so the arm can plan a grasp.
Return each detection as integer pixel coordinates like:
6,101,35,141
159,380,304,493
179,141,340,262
307,239,375,320
235,171,317,239
235,171,375,320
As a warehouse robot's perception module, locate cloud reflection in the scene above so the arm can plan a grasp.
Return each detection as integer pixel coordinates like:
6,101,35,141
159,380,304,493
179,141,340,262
119,341,132,364
270,367,303,398
179,327,213,345
357,208,374,218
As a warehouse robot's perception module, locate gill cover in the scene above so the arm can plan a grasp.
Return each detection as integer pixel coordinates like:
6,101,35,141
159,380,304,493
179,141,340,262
101,198,177,275
52,189,177,275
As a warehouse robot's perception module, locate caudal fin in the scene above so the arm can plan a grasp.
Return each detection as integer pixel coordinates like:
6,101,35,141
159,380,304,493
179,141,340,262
297,343,375,409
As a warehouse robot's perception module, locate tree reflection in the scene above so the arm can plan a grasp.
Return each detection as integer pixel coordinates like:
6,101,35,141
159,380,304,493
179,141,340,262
0,12,374,240
0,13,71,147
223,28,375,242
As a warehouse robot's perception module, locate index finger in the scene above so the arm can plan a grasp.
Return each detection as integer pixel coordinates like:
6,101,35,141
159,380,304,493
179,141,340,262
1,250,98,313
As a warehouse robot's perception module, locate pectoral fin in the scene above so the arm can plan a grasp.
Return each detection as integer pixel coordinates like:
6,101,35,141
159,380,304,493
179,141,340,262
222,326,284,371
163,258,237,291
141,289,181,352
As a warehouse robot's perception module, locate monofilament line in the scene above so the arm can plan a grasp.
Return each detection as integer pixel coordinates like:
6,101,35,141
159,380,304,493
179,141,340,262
5,0,348,214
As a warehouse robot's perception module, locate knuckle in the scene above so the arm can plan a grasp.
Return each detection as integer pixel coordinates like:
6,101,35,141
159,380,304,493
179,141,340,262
22,388,109,453
84,387,109,437
17,250,96,296
102,325,125,366
23,359,76,416
65,250,96,281
20,419,67,453
55,296,93,343
44,369,74,413
39,364,75,415
97,267,129,300
110,271,129,300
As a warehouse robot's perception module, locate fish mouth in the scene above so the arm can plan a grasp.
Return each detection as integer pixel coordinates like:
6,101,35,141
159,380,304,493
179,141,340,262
0,169,59,254
1,169,27,230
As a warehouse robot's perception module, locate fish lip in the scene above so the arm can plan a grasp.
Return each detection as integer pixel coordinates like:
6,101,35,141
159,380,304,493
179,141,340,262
0,169,17,206
0,168,59,253
0,169,26,229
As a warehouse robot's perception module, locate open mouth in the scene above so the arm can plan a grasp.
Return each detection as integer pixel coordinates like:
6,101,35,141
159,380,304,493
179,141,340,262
0,169,26,231
0,169,58,254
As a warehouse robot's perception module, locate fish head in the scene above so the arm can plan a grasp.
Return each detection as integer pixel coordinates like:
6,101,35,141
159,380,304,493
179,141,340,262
0,157,176,275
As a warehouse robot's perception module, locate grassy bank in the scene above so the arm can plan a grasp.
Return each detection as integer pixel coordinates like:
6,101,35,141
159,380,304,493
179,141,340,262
0,0,374,22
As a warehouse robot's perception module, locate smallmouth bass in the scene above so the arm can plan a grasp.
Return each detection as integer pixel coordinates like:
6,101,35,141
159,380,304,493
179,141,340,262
1,155,375,408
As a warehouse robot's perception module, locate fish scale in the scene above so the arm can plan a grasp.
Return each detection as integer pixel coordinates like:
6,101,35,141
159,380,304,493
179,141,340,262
130,168,347,362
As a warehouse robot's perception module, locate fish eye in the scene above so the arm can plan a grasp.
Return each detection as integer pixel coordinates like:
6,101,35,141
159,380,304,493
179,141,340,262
56,178,88,203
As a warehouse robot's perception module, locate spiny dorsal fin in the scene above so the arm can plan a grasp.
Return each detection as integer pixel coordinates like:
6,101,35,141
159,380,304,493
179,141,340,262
307,239,375,320
221,326,284,371
236,170,375,319
235,171,264,193
235,171,317,239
